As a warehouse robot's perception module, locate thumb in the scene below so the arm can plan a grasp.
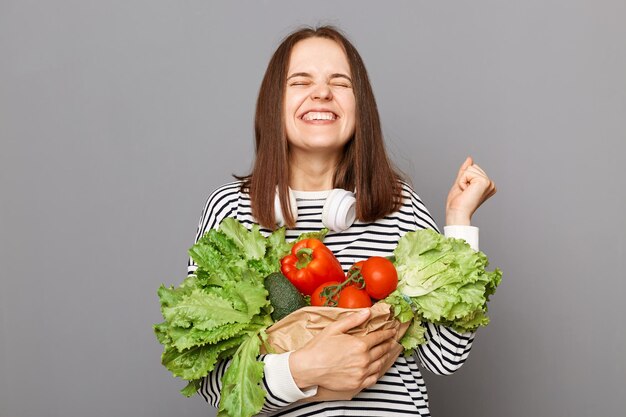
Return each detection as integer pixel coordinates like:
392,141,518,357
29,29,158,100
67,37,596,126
456,156,473,180
326,308,371,335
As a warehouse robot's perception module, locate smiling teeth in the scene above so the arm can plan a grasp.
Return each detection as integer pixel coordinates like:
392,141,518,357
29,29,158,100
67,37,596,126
302,112,336,121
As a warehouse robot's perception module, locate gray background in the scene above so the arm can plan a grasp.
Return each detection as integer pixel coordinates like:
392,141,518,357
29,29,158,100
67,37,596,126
1,1,625,416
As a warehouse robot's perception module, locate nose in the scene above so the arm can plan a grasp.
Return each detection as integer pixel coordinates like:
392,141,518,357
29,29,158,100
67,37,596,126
311,83,332,101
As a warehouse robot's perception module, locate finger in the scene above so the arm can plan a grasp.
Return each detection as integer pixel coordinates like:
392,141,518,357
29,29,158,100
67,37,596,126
455,156,473,181
464,165,488,180
367,339,397,362
325,308,371,335
393,342,403,359
361,328,397,349
362,373,380,389
457,170,473,190
457,165,487,190
365,342,402,380
471,163,488,177
461,168,493,190
380,343,404,373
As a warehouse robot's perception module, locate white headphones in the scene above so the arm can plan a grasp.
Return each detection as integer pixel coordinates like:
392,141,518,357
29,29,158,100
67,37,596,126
274,188,357,232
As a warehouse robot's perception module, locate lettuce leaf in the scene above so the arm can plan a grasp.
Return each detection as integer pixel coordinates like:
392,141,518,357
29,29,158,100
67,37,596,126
399,318,426,352
384,290,415,323
219,218,267,260
180,379,202,397
168,322,249,351
218,334,266,417
155,218,294,416
394,228,502,333
383,291,426,353
160,343,220,380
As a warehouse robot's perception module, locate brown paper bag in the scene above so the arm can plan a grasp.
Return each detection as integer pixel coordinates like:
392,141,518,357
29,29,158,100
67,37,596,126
262,302,408,354
261,303,409,402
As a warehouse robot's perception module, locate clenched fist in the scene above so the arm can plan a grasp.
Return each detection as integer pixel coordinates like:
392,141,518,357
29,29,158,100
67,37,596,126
446,156,496,226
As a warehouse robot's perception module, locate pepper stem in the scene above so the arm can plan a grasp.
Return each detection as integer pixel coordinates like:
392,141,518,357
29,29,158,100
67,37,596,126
295,248,314,269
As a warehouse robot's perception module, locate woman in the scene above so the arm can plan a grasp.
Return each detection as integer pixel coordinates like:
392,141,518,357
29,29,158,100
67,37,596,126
188,26,496,416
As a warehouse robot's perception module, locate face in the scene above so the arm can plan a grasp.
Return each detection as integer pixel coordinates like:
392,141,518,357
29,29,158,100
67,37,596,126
283,37,356,157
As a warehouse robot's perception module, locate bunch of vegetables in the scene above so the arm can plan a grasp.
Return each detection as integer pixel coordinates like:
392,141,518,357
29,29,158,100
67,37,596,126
155,218,501,417
308,256,398,308
375,228,502,351
154,218,295,417
275,229,503,352
278,237,400,309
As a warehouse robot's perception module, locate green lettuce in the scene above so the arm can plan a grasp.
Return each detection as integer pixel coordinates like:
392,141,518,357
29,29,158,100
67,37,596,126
218,334,266,417
154,218,292,417
383,290,426,352
399,317,426,352
384,290,415,324
394,228,502,333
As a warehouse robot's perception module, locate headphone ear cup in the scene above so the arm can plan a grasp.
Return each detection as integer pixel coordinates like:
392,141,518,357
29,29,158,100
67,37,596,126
322,189,356,232
274,187,298,226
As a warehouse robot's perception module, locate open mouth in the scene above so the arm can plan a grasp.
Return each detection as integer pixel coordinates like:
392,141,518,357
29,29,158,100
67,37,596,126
300,111,338,121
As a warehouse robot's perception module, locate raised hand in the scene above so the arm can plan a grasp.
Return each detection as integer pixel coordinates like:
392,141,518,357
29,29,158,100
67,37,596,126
446,156,497,226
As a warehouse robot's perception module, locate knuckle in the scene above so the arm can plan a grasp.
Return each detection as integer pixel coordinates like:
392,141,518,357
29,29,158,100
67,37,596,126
364,375,377,388
376,361,383,375
348,380,361,390
355,339,368,352
357,356,370,369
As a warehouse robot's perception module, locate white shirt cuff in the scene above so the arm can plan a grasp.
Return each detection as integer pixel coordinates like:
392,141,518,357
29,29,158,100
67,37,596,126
443,225,479,251
263,352,318,403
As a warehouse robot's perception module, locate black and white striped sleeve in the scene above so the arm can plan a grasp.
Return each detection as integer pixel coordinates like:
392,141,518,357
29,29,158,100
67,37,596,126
416,323,475,375
198,353,318,414
404,183,439,233
198,358,230,408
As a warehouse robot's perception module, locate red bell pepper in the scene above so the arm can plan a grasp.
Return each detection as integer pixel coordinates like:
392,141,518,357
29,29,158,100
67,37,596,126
280,238,345,296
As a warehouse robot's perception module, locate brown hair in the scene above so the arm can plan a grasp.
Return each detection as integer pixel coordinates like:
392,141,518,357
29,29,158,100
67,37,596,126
237,25,404,229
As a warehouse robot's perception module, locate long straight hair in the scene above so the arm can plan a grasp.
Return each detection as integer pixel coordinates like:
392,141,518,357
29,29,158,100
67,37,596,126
238,26,404,229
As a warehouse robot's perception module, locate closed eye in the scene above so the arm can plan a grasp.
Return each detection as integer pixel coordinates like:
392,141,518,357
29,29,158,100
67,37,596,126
330,73,352,88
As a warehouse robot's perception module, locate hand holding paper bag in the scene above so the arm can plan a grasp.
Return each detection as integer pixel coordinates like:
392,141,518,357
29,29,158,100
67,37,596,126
262,303,409,401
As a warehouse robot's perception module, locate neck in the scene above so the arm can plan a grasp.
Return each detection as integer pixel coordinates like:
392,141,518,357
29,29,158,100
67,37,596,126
288,150,340,191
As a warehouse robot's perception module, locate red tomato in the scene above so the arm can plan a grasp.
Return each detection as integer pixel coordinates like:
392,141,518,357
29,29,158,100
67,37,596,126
337,286,373,308
311,281,341,307
347,260,365,278
360,256,398,300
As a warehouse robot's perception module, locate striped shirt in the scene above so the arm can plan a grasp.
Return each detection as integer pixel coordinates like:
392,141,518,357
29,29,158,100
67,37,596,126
188,181,476,416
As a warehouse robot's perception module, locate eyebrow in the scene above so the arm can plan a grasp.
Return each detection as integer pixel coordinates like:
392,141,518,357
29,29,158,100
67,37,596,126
286,72,353,82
